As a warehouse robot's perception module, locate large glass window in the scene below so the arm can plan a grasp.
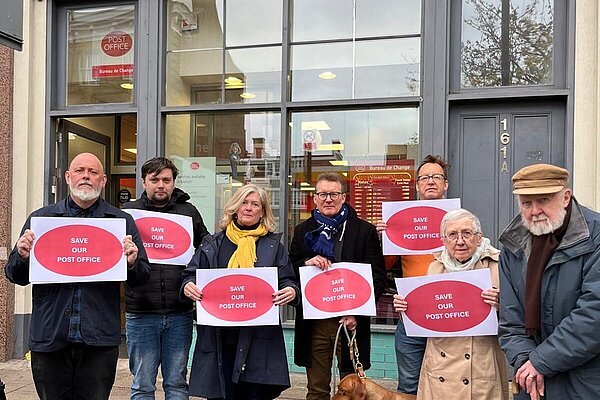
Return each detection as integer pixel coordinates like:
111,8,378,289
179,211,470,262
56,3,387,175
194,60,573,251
461,0,554,87
165,112,281,233
66,5,135,105
289,108,419,325
165,0,282,106
291,0,421,101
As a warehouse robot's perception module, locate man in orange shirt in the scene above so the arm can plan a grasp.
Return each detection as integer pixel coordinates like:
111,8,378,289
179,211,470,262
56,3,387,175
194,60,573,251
377,154,449,396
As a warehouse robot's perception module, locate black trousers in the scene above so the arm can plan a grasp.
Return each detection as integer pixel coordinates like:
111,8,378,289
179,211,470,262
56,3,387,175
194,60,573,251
31,344,119,400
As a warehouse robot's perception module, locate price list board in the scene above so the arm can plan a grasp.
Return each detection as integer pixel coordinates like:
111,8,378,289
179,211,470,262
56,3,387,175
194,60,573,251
349,160,415,223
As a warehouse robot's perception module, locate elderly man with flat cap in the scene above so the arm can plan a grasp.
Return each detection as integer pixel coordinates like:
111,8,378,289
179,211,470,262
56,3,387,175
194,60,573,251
498,164,600,399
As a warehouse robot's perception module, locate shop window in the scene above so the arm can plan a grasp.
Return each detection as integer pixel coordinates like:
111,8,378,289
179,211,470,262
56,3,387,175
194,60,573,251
290,0,421,101
165,112,281,234
460,0,554,88
165,0,282,106
288,107,419,325
291,38,420,101
66,5,135,105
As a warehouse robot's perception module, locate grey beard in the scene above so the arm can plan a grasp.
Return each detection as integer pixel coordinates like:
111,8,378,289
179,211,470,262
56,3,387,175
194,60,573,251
522,207,567,236
70,184,101,202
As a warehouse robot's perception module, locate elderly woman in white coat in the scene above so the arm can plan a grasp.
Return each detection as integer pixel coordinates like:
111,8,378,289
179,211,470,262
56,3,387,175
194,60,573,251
394,209,508,400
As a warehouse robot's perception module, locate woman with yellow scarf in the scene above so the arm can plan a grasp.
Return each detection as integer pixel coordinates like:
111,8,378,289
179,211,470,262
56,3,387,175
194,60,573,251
182,184,299,400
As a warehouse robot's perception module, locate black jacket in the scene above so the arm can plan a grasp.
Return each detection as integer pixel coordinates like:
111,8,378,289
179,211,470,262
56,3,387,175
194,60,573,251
4,197,150,352
181,231,300,399
123,188,208,313
289,204,386,371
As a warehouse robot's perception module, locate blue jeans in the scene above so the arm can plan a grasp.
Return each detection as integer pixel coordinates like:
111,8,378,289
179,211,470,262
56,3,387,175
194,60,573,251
395,318,427,395
126,311,193,400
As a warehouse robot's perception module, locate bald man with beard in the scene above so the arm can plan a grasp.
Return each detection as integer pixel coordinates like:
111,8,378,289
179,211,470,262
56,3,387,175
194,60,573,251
5,153,150,400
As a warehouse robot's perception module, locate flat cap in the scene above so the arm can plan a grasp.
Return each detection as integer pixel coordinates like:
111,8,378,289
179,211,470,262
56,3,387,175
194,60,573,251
512,164,569,195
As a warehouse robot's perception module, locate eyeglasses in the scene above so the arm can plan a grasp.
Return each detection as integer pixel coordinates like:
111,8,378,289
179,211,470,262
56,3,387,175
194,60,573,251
315,192,343,201
416,174,446,184
444,230,479,242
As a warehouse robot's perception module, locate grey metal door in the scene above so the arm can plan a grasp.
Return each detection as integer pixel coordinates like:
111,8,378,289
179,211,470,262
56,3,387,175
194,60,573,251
448,100,566,245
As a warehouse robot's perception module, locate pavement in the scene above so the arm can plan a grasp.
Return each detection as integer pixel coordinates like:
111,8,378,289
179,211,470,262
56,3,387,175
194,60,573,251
0,358,398,399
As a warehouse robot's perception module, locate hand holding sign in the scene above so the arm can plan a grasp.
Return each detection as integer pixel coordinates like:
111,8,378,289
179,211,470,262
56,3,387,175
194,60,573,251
481,287,500,309
122,235,138,266
17,229,35,258
395,269,498,337
183,281,203,302
272,286,296,306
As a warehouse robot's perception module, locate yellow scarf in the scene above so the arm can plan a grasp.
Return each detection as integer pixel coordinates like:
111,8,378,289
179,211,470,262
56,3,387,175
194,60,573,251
225,221,268,268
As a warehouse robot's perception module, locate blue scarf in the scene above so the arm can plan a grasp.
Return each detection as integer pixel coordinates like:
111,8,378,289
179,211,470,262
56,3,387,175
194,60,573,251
304,204,349,261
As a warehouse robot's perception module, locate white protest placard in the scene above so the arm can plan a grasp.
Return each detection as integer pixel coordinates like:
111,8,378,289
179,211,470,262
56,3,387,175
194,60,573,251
30,217,126,284
299,262,376,319
123,209,194,265
382,198,461,255
395,269,497,337
195,268,279,326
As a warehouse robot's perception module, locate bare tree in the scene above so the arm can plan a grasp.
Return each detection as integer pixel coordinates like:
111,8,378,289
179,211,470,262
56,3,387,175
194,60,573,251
461,0,553,87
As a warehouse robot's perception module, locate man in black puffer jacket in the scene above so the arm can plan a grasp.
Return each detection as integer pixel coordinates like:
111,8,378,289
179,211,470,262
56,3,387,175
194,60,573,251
123,157,208,400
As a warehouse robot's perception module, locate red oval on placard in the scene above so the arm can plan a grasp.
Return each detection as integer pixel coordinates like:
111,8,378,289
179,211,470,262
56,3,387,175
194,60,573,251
202,275,273,321
135,217,191,260
190,162,200,170
404,280,490,332
101,31,133,57
304,268,371,312
34,225,122,276
387,206,446,251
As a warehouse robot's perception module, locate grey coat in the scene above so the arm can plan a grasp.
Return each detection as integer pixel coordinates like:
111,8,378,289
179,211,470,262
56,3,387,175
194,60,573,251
498,197,600,398
181,230,300,399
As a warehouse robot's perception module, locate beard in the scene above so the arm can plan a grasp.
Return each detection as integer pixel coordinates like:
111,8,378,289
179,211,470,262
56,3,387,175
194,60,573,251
70,182,102,202
521,206,567,236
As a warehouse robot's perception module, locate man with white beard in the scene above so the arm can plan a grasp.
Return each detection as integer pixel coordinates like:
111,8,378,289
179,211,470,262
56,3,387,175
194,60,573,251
498,164,600,399
5,152,150,400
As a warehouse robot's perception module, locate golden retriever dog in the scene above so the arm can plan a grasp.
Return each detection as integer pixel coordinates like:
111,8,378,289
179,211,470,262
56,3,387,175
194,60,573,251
331,374,417,400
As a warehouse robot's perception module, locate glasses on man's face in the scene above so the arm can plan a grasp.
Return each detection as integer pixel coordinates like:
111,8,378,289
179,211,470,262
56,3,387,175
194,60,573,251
416,174,446,184
315,192,343,201
444,230,479,242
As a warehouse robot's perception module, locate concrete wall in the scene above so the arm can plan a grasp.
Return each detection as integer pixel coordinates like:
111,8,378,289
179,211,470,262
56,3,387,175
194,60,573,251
573,1,600,209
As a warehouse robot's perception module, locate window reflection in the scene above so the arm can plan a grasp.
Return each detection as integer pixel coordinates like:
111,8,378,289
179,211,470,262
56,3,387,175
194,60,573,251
292,38,420,101
461,0,554,87
292,0,354,42
225,0,282,46
225,47,282,103
290,0,422,101
165,112,281,233
166,0,282,105
289,108,419,325
355,0,421,37
66,5,135,105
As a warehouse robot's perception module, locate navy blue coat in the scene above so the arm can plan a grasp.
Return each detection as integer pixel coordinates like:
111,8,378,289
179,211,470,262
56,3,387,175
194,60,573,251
4,197,150,352
181,230,300,399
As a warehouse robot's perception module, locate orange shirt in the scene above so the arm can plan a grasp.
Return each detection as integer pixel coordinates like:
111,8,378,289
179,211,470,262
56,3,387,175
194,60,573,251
401,254,435,278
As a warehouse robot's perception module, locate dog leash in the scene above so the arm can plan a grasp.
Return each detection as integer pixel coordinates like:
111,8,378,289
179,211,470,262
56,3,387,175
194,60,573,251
331,323,366,396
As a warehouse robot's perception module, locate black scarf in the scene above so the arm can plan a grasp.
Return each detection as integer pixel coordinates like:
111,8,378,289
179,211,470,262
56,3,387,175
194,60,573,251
525,200,572,335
